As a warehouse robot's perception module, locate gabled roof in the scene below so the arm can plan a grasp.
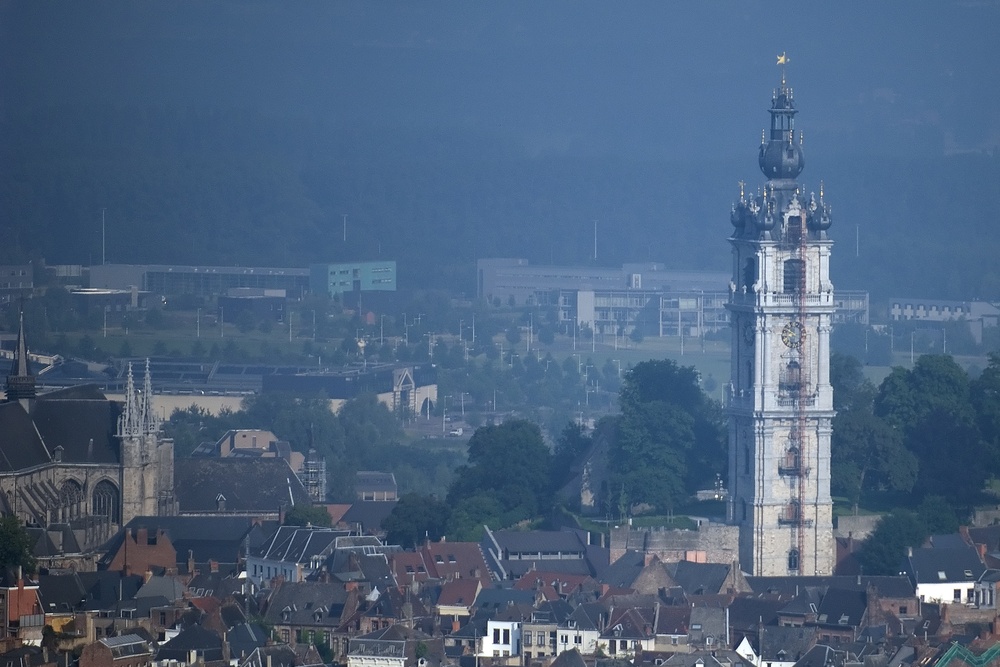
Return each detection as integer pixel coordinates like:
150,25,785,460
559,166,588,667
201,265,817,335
513,570,596,600
568,602,605,632
759,625,818,662
602,606,655,640
815,588,867,628
668,561,732,596
655,605,690,636
123,515,257,565
262,581,352,628
550,649,588,667
420,540,492,587
792,644,850,667
437,578,481,608
174,458,311,514
600,550,646,589
37,570,88,614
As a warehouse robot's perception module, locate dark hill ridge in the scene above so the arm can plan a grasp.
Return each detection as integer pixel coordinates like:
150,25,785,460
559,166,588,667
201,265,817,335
1,2,997,301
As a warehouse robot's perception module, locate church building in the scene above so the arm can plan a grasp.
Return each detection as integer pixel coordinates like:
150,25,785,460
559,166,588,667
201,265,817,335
726,58,835,576
0,313,175,537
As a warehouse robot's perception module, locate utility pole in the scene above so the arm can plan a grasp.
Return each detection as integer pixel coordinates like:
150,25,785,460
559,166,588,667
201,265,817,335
101,208,107,265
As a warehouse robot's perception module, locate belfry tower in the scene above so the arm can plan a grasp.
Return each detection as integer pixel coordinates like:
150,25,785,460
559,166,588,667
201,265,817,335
726,56,835,576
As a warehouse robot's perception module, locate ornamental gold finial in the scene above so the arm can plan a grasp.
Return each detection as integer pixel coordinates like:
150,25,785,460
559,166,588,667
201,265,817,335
777,51,789,86
739,180,746,199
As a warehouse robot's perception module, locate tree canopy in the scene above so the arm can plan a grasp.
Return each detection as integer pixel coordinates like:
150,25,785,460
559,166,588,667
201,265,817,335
606,359,724,514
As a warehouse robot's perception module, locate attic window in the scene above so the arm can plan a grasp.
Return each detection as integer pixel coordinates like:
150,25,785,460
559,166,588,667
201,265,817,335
938,571,948,580
818,614,827,623
839,615,849,625
435,556,444,563
965,570,974,578
691,624,702,631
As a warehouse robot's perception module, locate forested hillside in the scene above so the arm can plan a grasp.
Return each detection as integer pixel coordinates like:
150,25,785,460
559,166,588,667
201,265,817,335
1,2,998,302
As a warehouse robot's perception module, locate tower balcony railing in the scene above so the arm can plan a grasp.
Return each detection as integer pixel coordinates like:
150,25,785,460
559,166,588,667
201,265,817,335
778,465,810,477
778,517,814,527
776,394,817,407
727,290,835,309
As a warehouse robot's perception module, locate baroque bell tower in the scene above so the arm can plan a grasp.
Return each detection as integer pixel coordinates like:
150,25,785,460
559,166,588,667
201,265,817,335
726,55,835,576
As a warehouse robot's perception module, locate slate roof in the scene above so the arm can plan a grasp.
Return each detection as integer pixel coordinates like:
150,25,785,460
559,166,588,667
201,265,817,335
263,581,352,628
37,570,88,613
239,645,298,667
157,623,225,662
122,515,257,566
0,382,127,474
473,587,535,613
340,500,398,533
602,605,655,640
550,649,588,667
669,561,732,596
253,525,348,563
688,606,727,646
174,458,311,514
77,571,143,611
747,575,915,598
759,624,817,661
905,545,986,585
568,602,605,632
600,550,647,589
815,588,867,628
793,644,851,667
488,529,587,555
356,471,397,493
135,575,186,602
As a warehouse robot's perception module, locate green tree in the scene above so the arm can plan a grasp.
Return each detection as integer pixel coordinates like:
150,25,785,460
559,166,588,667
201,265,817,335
551,422,592,493
283,505,333,527
382,493,451,548
831,409,916,510
857,510,925,575
608,360,725,513
447,420,552,531
874,355,993,505
0,516,36,574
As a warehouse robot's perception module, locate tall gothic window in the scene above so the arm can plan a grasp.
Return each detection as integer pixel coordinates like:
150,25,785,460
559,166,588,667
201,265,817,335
92,480,120,524
788,549,800,571
60,479,84,520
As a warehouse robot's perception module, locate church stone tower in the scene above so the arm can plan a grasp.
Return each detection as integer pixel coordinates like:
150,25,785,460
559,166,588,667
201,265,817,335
726,58,835,576
118,360,175,525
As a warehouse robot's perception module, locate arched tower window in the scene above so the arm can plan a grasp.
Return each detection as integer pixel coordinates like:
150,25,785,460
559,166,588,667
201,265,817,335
783,259,805,293
780,360,803,393
779,500,800,525
92,480,120,524
788,549,800,571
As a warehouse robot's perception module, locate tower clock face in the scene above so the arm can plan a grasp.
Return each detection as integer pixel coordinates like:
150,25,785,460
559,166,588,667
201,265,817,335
781,321,805,348
743,323,755,344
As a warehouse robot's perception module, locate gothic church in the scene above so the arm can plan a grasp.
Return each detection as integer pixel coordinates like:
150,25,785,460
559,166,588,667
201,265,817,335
0,313,175,536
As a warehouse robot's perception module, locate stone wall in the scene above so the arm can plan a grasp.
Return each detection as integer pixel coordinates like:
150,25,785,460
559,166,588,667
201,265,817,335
610,524,739,566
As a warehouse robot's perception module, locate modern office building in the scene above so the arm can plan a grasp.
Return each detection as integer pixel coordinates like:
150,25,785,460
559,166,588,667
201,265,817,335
309,261,396,299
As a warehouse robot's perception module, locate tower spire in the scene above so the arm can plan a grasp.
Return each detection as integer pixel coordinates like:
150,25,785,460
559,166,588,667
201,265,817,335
6,309,36,403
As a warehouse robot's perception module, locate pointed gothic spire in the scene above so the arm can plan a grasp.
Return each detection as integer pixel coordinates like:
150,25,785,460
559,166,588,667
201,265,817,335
6,309,36,402
141,358,159,435
118,362,141,438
